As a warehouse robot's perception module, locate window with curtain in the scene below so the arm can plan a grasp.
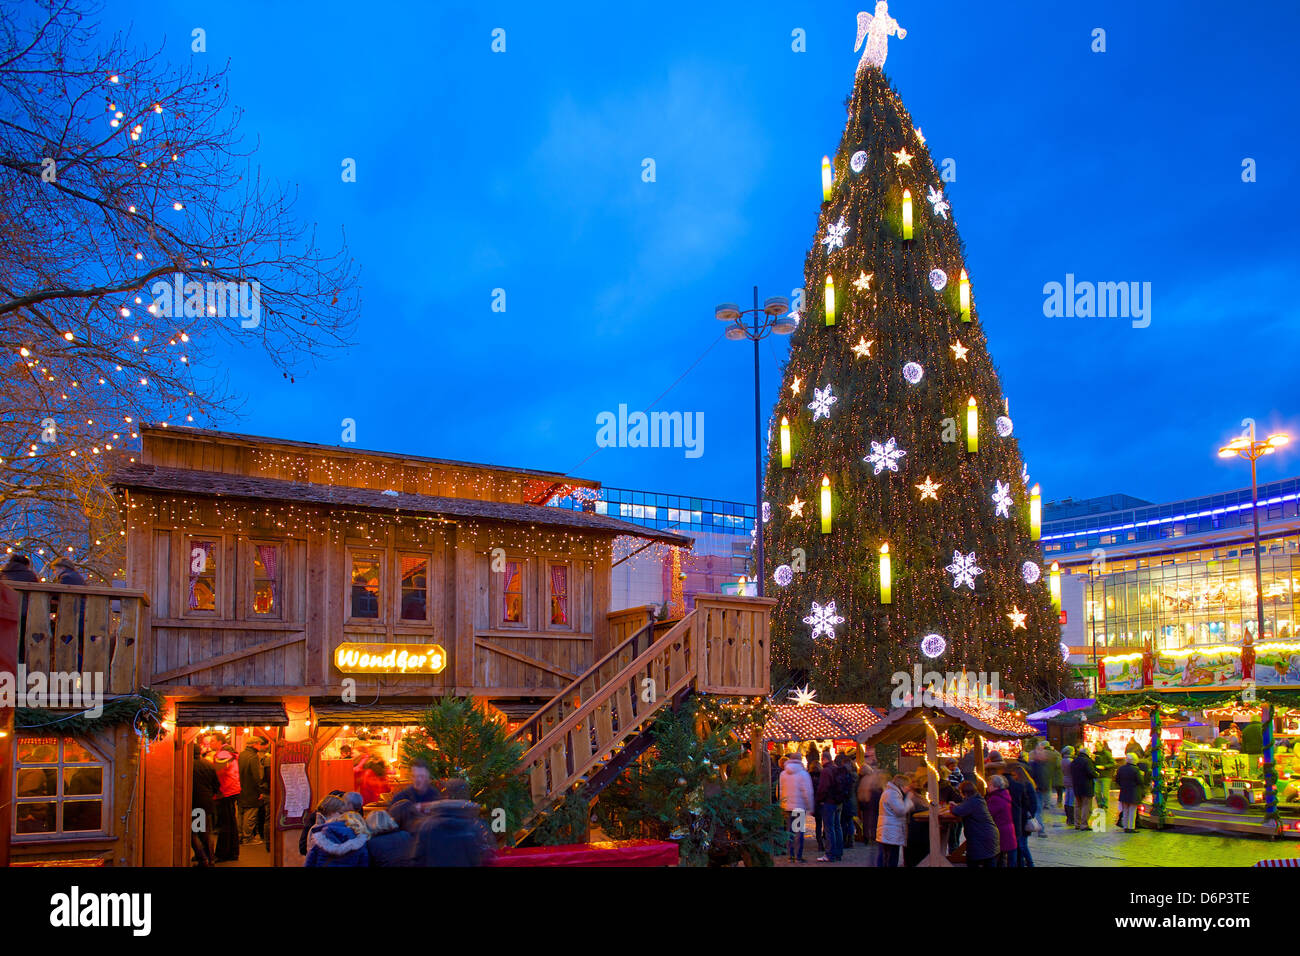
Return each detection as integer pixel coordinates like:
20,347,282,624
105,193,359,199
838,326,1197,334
188,539,217,612
252,544,279,615
350,552,382,619
400,554,428,621
549,564,569,627
13,737,107,837
502,560,523,624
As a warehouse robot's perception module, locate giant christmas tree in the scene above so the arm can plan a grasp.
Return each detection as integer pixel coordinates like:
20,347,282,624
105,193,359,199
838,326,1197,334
763,8,1069,708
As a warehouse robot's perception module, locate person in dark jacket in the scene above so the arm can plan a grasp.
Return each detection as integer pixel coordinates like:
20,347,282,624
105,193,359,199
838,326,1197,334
364,809,414,866
837,754,859,850
410,778,493,866
47,556,86,586
806,746,823,849
191,743,219,867
388,760,442,830
858,770,884,865
237,736,268,843
304,795,369,867
949,781,999,867
1070,748,1098,831
1115,753,1143,832
0,554,39,582
1007,764,1037,866
903,770,931,868
815,752,846,862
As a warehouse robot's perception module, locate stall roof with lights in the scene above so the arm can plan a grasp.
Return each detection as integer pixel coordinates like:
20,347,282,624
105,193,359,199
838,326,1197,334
113,462,691,547
174,701,289,726
763,704,884,743
857,692,1039,746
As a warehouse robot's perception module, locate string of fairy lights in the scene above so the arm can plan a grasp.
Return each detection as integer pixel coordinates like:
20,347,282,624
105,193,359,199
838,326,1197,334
762,65,1069,706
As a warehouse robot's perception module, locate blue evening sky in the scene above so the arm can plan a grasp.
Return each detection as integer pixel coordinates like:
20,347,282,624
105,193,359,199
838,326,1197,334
105,1,1300,508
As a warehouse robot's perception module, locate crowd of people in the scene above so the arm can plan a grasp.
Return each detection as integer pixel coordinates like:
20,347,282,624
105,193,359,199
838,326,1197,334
190,731,272,866
299,760,494,867
774,736,1167,867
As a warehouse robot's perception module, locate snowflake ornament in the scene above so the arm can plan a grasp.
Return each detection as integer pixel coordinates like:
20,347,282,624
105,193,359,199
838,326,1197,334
803,600,845,642
992,480,1012,518
902,361,924,384
865,437,907,474
822,216,850,251
1021,463,1031,487
928,268,947,290
926,184,950,219
1021,561,1041,584
945,550,983,590
807,384,837,421
850,150,868,173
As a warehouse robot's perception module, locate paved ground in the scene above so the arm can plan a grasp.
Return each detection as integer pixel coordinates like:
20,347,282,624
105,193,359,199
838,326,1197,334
774,804,1300,868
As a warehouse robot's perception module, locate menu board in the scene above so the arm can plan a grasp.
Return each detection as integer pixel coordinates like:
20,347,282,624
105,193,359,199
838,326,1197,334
277,740,313,827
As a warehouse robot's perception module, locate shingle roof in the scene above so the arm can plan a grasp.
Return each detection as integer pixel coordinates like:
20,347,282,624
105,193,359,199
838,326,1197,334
112,462,691,547
174,701,289,726
141,425,600,486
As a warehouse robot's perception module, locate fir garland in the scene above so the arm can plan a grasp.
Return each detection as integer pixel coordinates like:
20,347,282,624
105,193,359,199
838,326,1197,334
1090,688,1300,716
14,688,166,740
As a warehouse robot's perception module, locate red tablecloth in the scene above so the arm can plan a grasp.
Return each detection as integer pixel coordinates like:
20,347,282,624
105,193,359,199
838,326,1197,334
490,839,679,867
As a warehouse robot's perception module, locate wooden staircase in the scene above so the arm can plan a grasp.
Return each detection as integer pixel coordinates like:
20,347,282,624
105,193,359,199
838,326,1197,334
511,594,773,842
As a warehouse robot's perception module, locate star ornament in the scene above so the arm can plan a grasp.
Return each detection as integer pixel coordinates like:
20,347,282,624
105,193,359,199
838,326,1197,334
893,147,914,167
790,376,802,396
807,384,837,421
803,600,845,642
822,216,850,251
945,550,983,590
787,496,806,518
1007,606,1028,630
914,126,926,146
865,437,906,475
789,684,818,706
852,336,875,358
853,271,874,291
916,475,941,500
950,339,969,361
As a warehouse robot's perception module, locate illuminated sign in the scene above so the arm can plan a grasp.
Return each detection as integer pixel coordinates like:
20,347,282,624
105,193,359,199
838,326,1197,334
333,643,446,675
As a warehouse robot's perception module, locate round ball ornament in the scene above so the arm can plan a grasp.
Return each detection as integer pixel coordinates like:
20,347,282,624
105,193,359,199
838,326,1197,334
920,633,946,658
1021,561,1041,584
995,416,1014,438
902,362,924,384
774,564,794,587
928,269,947,291
850,150,868,173
1060,642,1071,661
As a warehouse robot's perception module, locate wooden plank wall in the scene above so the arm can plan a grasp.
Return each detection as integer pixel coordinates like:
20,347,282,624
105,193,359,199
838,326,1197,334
129,489,624,699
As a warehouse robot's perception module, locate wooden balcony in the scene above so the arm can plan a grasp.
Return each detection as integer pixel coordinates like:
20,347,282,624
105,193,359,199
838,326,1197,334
2,582,149,696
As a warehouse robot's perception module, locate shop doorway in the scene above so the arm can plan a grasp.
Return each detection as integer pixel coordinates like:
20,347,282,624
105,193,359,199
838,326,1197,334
185,725,278,867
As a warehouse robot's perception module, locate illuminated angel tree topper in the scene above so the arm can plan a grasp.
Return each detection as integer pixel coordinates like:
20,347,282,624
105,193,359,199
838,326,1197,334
762,16,1069,707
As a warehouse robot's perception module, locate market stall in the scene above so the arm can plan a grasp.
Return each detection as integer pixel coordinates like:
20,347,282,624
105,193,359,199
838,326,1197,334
856,691,1038,866
761,702,884,764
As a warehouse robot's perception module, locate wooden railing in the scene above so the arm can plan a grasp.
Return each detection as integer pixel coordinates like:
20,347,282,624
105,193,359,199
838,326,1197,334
3,582,149,696
515,595,773,837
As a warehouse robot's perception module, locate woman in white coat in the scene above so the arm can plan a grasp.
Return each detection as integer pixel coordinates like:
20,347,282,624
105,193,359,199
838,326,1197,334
875,773,914,867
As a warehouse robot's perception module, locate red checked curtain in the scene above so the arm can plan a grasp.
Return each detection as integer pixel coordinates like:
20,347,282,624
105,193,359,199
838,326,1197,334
549,565,568,626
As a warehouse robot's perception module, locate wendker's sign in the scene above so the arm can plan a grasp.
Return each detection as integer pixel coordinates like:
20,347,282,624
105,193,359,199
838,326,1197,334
333,643,447,675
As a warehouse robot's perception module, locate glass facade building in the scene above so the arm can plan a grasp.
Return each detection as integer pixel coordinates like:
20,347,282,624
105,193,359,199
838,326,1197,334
550,486,755,537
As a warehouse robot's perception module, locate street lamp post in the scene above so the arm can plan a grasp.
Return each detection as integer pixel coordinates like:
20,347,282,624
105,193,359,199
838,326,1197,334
715,288,796,598
1217,421,1291,825
1217,422,1291,648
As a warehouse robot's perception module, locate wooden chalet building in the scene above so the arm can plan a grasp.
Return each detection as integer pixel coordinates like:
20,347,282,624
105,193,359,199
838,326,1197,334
3,426,772,866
